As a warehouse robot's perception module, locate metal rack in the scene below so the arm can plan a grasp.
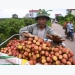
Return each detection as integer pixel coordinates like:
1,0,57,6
0,34,20,47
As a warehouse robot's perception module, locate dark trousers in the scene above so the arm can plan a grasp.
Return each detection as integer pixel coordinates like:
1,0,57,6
65,28,67,35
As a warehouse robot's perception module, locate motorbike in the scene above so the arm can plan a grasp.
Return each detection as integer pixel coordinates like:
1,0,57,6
67,28,74,41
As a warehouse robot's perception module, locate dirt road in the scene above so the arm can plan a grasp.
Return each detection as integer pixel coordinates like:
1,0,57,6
52,23,75,59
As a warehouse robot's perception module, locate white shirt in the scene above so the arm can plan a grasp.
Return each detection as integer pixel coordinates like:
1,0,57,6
38,29,45,39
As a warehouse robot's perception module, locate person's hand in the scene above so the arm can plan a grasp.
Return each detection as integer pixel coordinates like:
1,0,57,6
29,34,36,38
46,34,65,43
29,34,38,38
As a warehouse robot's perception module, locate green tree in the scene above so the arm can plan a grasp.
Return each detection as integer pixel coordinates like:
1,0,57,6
56,16,64,21
12,14,18,18
65,14,74,21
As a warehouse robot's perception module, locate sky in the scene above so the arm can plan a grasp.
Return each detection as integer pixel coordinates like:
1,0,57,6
0,0,74,18
0,9,67,18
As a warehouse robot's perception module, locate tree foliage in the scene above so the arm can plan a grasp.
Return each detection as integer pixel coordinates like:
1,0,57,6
12,14,18,18
58,12,75,31
56,16,64,22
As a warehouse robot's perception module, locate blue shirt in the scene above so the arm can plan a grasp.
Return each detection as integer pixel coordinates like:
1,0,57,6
67,23,74,32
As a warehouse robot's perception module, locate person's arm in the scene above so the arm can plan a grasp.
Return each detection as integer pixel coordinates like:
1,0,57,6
46,27,65,43
48,27,62,38
72,23,74,28
19,24,37,39
22,32,35,38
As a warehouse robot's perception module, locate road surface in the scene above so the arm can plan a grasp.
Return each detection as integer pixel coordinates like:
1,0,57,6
52,23,75,59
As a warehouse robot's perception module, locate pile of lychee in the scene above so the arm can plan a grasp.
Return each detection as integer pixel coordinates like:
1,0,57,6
0,37,75,65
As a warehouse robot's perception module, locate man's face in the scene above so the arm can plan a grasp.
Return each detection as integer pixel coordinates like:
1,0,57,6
37,17,47,28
